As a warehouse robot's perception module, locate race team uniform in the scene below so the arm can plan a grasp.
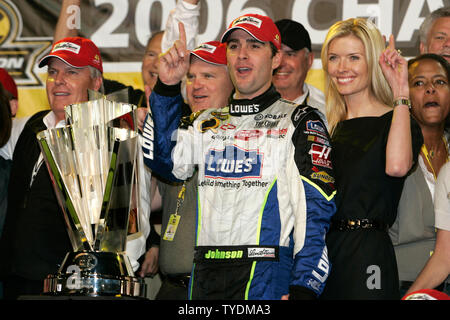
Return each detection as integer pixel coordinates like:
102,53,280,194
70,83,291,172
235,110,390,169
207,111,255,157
142,81,337,299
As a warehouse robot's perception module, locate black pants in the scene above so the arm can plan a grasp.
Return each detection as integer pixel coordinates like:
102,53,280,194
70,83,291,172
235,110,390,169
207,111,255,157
155,276,189,300
190,261,253,300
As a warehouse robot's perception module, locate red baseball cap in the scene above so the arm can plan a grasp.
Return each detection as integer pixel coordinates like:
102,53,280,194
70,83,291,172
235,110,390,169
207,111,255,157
220,14,281,50
39,37,103,73
0,68,18,99
190,41,227,65
402,289,450,300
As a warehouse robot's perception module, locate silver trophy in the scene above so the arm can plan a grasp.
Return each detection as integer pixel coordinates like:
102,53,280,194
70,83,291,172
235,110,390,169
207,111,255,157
37,97,146,298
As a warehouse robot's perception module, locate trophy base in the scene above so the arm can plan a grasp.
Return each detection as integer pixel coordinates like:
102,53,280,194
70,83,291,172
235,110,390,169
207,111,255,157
42,251,146,298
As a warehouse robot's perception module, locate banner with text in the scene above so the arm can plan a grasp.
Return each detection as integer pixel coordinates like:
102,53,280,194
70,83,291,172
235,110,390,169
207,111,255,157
2,0,448,117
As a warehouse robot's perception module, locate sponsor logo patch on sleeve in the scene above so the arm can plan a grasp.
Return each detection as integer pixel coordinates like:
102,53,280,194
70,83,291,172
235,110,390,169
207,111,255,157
309,143,332,169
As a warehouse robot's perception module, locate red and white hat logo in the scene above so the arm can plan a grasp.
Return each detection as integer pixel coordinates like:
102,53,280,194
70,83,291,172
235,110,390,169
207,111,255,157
39,37,103,74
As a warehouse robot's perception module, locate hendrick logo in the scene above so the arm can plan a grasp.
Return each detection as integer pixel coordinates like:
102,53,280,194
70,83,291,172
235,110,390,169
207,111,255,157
0,0,52,86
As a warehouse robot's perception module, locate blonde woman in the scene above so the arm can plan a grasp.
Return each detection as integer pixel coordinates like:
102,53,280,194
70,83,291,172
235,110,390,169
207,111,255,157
319,18,423,300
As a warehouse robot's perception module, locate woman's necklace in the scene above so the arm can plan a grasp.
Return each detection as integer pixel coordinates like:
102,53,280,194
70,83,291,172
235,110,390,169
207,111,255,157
429,147,436,159
422,136,449,179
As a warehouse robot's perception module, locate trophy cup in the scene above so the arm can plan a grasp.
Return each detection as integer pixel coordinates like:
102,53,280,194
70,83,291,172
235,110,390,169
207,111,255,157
37,97,146,298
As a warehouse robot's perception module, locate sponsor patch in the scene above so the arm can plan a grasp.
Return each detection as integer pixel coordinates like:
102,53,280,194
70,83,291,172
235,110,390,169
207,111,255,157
293,107,309,122
230,103,260,114
267,128,287,139
254,113,287,121
205,145,263,179
204,248,243,259
199,117,220,133
248,247,276,259
310,170,335,184
194,43,217,54
195,245,279,262
93,54,101,65
52,42,81,54
306,120,326,136
220,123,236,131
211,111,229,121
232,15,263,28
211,134,233,141
307,135,330,146
309,143,332,169
235,130,263,141
255,120,279,129
142,114,155,160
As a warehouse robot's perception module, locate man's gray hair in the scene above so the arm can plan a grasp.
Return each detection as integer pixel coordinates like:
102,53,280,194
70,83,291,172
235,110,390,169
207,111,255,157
88,65,104,94
419,6,450,44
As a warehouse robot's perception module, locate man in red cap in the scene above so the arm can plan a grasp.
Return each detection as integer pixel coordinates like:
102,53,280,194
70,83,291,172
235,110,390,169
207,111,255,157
143,14,336,300
220,13,282,100
141,23,233,299
0,68,19,117
51,1,202,286
0,36,103,299
38,36,103,123
154,38,232,113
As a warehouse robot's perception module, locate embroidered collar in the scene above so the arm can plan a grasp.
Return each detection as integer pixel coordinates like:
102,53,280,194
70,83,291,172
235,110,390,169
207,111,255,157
229,85,280,116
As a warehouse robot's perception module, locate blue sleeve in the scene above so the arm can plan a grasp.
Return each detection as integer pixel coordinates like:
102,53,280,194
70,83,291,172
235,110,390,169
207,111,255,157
290,183,336,298
141,80,184,182
289,106,337,298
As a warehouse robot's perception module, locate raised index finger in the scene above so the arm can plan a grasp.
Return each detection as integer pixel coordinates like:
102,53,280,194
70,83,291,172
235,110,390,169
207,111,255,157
174,22,188,58
387,34,396,51
179,22,187,48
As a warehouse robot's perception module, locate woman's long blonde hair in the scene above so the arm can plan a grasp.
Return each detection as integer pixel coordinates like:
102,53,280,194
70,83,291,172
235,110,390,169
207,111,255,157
321,18,393,134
